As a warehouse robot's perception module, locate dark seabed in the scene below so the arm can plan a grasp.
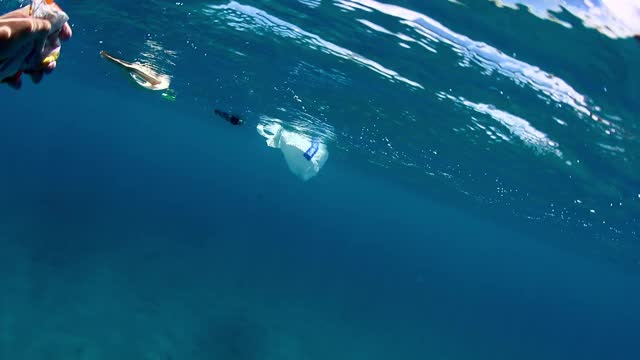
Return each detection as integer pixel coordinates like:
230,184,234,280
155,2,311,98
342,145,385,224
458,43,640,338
1,0,639,359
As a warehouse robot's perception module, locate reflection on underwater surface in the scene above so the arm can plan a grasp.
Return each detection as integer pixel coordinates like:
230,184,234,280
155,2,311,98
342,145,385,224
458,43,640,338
491,0,640,39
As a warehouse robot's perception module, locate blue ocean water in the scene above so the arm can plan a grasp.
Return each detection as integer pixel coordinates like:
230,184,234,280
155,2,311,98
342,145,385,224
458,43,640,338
1,0,639,359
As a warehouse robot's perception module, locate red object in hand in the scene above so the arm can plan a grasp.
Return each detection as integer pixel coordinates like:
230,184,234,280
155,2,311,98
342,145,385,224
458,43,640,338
1,71,22,83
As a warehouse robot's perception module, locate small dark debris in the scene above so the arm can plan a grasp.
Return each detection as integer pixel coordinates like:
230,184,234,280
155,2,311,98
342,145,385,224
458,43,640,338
214,109,243,125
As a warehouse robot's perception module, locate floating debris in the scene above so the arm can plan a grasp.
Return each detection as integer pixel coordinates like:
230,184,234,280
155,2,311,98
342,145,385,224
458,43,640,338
214,109,243,125
100,50,171,91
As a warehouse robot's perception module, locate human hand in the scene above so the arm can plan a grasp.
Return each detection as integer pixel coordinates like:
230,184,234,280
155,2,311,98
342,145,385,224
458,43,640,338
0,5,72,88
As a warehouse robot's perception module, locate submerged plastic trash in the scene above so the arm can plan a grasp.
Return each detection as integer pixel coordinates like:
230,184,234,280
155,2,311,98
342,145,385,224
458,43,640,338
257,121,329,181
214,109,243,125
99,51,171,91
29,0,69,68
161,89,177,101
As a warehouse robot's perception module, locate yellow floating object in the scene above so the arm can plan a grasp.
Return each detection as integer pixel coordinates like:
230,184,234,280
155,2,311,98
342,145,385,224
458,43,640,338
41,50,60,66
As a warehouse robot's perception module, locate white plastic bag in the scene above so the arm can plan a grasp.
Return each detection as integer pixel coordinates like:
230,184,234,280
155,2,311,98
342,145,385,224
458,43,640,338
257,122,329,182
